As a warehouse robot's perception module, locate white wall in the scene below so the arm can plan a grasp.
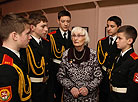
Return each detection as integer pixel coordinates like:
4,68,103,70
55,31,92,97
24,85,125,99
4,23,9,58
1,0,138,53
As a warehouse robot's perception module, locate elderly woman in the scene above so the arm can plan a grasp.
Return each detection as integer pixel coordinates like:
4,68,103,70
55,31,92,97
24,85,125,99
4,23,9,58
57,27,102,102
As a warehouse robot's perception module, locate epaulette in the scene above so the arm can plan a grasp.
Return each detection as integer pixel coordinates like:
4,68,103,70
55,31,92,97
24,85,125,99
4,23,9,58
48,31,56,36
99,37,107,41
42,37,49,42
2,54,13,66
130,52,138,60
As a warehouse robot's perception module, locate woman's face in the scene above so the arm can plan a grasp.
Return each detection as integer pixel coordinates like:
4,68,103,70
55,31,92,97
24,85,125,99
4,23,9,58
71,31,85,48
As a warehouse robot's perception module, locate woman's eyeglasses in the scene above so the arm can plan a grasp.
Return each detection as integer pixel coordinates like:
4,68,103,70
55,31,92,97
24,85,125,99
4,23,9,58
71,34,85,38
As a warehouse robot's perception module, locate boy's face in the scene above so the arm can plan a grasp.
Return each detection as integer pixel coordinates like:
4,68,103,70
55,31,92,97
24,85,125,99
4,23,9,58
107,21,119,37
18,24,32,48
32,21,48,38
116,32,132,52
58,16,71,32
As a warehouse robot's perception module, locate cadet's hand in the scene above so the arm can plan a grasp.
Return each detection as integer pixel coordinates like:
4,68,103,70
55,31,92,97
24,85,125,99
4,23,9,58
79,87,88,96
54,93,56,98
70,87,80,98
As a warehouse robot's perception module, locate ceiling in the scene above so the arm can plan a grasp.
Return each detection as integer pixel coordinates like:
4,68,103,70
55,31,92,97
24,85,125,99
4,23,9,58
0,0,14,5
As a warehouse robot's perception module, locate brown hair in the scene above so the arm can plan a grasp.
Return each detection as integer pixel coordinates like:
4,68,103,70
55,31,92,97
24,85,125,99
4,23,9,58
117,25,137,45
0,13,29,41
29,13,48,26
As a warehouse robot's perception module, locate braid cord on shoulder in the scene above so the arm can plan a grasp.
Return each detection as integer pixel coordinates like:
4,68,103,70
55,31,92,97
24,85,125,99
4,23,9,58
97,40,108,65
49,34,65,58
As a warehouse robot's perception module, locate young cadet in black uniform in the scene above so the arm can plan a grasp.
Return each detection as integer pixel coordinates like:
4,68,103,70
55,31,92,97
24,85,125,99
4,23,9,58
0,14,32,102
97,16,122,102
20,13,52,102
47,10,73,102
110,25,138,102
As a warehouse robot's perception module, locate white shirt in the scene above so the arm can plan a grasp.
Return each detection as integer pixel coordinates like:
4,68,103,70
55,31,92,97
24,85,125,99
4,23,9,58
121,47,132,57
31,35,42,44
59,28,68,39
109,36,117,45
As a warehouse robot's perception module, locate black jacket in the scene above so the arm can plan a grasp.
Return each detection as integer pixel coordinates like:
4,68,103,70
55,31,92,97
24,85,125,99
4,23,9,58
110,48,138,102
0,47,30,102
20,37,52,78
97,36,121,69
47,28,73,60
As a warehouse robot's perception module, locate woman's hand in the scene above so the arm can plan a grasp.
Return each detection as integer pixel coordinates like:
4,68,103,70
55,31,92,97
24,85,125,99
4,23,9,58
79,87,88,96
70,87,80,98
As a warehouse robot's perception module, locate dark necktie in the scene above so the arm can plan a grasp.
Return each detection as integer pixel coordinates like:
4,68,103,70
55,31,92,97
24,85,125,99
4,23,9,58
117,54,123,64
39,40,43,48
63,33,67,40
109,37,113,47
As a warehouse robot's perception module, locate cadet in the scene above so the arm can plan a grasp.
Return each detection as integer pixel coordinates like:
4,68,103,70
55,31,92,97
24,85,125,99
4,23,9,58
47,10,73,102
0,14,32,101
97,16,122,102
110,25,138,102
20,13,52,102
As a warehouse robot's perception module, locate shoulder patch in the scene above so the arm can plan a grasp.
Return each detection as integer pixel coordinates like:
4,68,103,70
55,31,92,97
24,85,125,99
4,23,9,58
133,73,138,83
99,37,107,41
2,54,13,66
48,31,56,36
0,86,12,102
130,52,138,60
42,37,49,42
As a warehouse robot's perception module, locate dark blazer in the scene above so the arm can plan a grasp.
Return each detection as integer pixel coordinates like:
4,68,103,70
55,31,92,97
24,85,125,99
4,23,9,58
97,36,121,69
97,36,121,102
110,48,138,102
47,28,73,60
0,47,30,102
20,37,53,102
20,37,51,78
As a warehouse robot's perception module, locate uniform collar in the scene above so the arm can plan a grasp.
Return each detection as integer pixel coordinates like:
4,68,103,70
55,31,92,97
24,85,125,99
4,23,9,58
109,36,117,44
121,47,132,56
31,35,42,44
2,46,20,58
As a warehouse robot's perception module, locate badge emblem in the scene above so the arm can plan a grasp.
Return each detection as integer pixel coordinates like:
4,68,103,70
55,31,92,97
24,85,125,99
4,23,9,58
0,86,12,102
133,73,138,83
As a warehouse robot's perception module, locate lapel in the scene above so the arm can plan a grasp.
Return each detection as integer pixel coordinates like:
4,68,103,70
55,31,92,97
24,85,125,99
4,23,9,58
29,38,43,56
115,48,134,68
101,36,110,52
56,28,64,41
54,29,73,49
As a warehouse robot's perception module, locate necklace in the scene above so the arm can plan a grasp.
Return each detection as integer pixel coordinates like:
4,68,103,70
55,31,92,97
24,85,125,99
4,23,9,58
73,48,86,60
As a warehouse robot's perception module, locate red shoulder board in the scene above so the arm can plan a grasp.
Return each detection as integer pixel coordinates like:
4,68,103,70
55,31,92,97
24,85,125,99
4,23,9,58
130,52,138,60
42,37,49,42
48,31,56,36
0,86,12,102
99,37,107,41
2,54,13,66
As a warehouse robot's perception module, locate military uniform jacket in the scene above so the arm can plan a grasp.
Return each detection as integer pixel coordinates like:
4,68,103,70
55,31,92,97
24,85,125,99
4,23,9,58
110,48,138,102
0,47,30,102
20,37,51,78
47,28,73,61
97,36,121,69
